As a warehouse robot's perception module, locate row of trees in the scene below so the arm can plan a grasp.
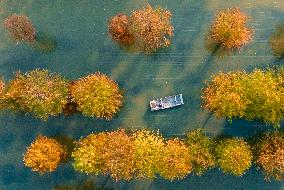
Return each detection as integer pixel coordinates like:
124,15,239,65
0,69,123,120
3,6,254,53
23,128,284,181
202,67,284,127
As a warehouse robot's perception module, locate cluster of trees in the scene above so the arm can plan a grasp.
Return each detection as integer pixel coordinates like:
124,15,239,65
0,69,123,120
23,129,284,181
108,4,174,53
202,67,284,127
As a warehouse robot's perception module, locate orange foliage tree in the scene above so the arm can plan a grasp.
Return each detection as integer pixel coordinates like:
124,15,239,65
3,14,36,42
23,135,67,173
101,129,135,181
159,139,192,180
108,14,134,46
256,131,284,180
211,7,252,49
129,4,174,53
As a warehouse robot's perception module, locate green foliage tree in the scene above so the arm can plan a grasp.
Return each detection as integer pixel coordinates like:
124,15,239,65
210,7,252,49
186,129,215,175
202,68,284,127
159,139,192,180
70,72,123,120
23,135,67,173
215,138,252,176
4,69,69,120
3,14,36,42
256,131,284,180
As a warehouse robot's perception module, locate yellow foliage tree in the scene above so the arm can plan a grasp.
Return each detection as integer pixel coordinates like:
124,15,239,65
159,139,192,180
23,135,67,173
132,130,165,179
70,72,123,120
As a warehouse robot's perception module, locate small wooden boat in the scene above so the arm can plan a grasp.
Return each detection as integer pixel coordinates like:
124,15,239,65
150,94,184,111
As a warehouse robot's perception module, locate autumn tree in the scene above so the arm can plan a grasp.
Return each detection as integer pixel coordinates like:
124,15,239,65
215,138,252,176
3,14,36,42
210,7,252,49
4,69,69,120
70,72,123,120
132,130,165,179
108,14,134,46
186,129,215,175
129,4,173,53
256,131,284,180
72,132,107,175
23,135,67,173
101,129,135,181
159,138,192,180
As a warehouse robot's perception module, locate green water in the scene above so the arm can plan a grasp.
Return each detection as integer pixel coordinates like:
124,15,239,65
0,0,284,189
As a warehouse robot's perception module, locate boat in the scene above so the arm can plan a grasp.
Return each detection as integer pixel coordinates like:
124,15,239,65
149,94,184,111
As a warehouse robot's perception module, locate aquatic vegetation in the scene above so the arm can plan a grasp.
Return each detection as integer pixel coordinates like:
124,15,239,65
159,138,192,181
4,69,69,120
215,138,252,176
269,25,284,58
132,130,165,179
108,14,134,46
23,135,67,173
186,129,215,175
202,68,284,127
32,32,57,53
3,14,36,42
256,131,284,180
129,4,173,53
210,7,252,49
70,72,123,120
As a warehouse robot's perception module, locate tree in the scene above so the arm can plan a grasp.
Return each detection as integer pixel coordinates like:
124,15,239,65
23,135,67,173
129,4,174,53
101,129,135,181
210,7,252,49
70,72,123,120
108,14,134,46
72,132,108,175
159,138,192,180
3,14,36,42
202,71,248,120
256,131,284,180
4,69,69,120
215,138,252,176
186,129,215,175
132,130,165,179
